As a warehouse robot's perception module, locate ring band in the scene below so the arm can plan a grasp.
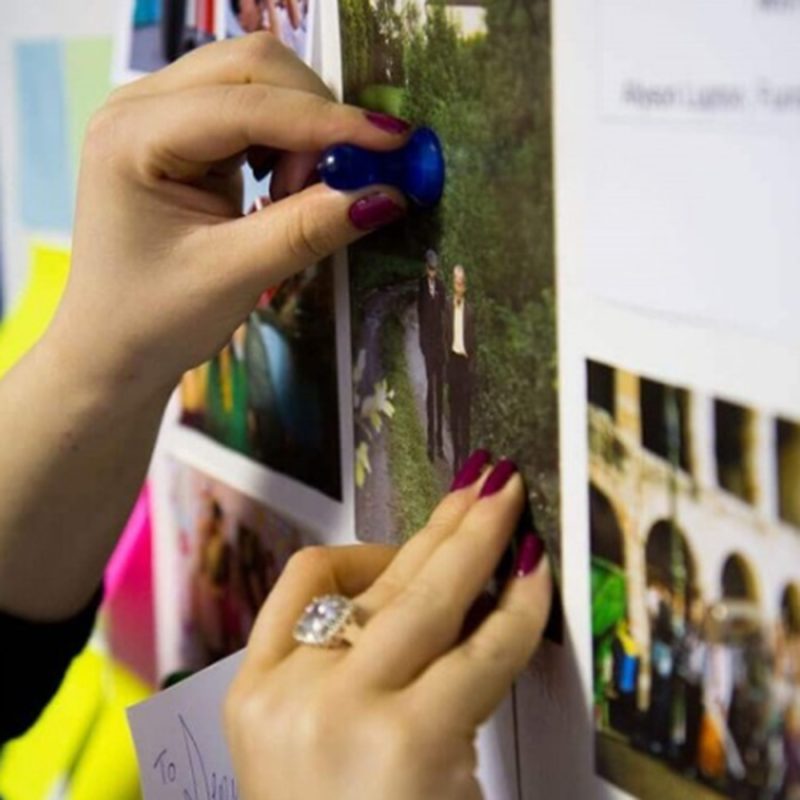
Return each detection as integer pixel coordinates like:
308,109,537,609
293,594,363,648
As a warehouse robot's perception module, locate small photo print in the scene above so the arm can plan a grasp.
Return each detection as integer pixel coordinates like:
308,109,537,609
340,0,560,565
222,0,313,63
169,460,304,670
180,258,343,501
125,0,217,75
587,359,800,799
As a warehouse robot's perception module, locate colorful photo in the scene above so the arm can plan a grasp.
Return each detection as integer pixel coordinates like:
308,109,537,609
125,0,217,74
340,0,559,560
169,460,304,669
180,255,343,501
223,0,313,62
587,359,800,799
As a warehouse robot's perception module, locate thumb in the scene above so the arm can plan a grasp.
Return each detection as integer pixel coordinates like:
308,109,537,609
203,183,407,291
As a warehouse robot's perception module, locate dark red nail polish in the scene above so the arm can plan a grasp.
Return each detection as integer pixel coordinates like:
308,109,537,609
364,111,411,134
348,193,405,231
450,449,491,491
479,459,518,498
514,533,545,577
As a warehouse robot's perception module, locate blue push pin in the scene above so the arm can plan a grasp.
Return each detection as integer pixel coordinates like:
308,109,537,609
318,126,445,209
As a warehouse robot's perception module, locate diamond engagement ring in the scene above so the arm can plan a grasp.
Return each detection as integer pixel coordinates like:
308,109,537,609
293,594,363,648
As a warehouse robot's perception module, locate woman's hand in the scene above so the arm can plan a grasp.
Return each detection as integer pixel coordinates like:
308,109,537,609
224,455,552,800
52,33,408,397
0,34,409,620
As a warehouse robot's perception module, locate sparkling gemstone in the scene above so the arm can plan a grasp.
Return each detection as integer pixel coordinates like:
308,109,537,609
294,595,353,646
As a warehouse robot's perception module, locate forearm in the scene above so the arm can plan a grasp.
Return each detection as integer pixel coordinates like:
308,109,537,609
0,329,172,620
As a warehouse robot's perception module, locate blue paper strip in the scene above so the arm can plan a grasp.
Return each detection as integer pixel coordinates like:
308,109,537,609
15,40,73,232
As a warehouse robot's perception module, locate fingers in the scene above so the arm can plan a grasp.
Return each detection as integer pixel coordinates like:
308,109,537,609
412,539,551,728
114,32,331,102
129,83,408,179
197,182,406,292
110,34,337,191
354,449,492,616
244,544,396,671
270,150,320,201
349,461,526,688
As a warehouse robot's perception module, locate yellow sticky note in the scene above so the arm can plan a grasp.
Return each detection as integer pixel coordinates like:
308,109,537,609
0,243,70,377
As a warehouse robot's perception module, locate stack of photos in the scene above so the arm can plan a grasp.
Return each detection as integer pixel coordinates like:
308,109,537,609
180,260,343,501
120,0,313,78
123,0,217,74
223,0,313,62
587,359,800,800
339,0,560,564
169,461,304,670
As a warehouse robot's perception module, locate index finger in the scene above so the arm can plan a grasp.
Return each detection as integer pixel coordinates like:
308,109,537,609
412,544,552,728
355,450,493,615
126,83,410,176
114,32,331,102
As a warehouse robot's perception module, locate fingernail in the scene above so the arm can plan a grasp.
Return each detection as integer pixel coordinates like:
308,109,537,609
479,459,518,498
514,532,545,577
348,192,405,231
364,111,412,134
450,448,491,491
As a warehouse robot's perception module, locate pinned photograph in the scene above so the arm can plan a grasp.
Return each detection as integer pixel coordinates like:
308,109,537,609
339,0,559,564
587,359,800,799
221,0,314,63
119,0,217,78
169,460,304,669
180,252,343,501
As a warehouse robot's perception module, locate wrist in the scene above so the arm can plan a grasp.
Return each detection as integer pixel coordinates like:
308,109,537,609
35,318,177,412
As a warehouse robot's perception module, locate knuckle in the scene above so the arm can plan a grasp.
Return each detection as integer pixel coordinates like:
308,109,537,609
402,578,460,629
106,82,138,105
450,771,482,800
463,628,517,672
225,666,286,726
295,692,341,748
285,208,337,264
419,507,459,543
303,94,344,140
359,573,403,613
243,29,283,60
223,677,246,732
83,104,124,159
218,84,255,124
367,572,405,601
368,712,418,767
284,546,331,581
223,675,259,738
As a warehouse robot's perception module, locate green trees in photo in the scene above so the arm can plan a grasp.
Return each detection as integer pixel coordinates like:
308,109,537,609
341,0,559,549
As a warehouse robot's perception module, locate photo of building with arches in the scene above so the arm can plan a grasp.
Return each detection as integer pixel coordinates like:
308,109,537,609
587,359,800,799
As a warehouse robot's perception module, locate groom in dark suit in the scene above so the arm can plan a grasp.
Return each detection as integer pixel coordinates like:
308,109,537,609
417,249,447,461
445,265,476,475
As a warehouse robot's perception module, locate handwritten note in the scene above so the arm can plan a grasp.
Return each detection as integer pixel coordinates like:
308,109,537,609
127,652,244,800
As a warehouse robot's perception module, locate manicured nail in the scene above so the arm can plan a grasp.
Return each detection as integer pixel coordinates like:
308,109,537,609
365,111,412,134
450,449,491,491
514,533,545,577
348,192,405,231
479,459,518,498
